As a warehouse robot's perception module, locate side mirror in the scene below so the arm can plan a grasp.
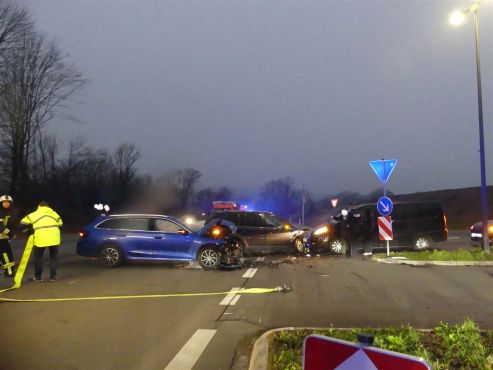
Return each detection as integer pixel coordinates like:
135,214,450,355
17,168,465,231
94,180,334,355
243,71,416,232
178,229,189,235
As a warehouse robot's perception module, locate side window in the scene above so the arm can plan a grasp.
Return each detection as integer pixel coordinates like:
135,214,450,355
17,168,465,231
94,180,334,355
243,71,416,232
237,213,247,226
244,213,264,227
97,218,125,229
154,219,183,233
98,218,151,231
393,204,419,220
264,214,284,227
223,212,239,224
418,203,440,219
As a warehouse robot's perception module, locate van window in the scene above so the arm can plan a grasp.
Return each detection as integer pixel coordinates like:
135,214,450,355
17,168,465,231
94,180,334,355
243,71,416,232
392,203,419,219
418,203,441,218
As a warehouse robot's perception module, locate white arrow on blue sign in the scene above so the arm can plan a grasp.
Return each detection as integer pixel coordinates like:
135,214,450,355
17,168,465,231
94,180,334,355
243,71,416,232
369,159,397,183
377,196,393,216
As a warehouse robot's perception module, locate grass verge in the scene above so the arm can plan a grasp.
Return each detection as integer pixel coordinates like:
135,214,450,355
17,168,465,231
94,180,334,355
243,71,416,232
374,247,493,261
268,319,493,369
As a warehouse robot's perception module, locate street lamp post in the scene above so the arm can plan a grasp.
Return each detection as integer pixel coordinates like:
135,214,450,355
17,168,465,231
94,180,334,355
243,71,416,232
450,1,489,253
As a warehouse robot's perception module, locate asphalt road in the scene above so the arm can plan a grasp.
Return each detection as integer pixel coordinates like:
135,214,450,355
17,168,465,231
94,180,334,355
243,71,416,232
1,230,492,370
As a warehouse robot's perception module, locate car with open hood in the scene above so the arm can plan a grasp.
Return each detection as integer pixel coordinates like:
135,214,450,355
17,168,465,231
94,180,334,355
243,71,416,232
76,214,240,269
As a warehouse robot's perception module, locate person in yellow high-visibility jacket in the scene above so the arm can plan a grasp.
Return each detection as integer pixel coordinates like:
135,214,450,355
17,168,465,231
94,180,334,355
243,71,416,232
20,201,63,282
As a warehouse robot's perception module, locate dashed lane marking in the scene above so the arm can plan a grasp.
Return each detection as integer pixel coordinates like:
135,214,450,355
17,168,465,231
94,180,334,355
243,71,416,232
164,329,216,370
220,287,241,306
242,267,258,279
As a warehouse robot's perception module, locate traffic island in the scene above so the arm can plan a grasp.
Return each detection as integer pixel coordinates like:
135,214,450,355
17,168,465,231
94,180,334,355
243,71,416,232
248,319,493,369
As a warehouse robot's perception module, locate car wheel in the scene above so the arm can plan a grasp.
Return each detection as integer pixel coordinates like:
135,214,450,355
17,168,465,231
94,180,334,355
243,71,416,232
293,238,305,254
329,239,346,254
197,246,221,270
413,235,433,250
99,245,123,267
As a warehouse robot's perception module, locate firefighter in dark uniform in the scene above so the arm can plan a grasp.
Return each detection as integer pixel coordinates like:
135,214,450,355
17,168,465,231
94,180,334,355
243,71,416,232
337,208,358,257
0,195,15,277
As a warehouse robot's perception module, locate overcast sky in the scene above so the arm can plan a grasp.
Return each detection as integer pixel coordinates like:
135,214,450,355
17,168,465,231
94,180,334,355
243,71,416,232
19,0,493,197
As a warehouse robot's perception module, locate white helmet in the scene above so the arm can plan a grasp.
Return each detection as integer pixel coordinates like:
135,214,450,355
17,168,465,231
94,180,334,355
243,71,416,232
0,195,13,203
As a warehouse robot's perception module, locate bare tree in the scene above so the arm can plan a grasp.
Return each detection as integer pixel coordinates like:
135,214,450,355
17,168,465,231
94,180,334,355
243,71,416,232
0,1,31,57
0,26,86,197
162,168,202,210
259,177,297,217
112,142,140,203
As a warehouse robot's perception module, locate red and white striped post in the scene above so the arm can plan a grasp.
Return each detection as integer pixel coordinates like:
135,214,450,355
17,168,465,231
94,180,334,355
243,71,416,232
378,216,393,256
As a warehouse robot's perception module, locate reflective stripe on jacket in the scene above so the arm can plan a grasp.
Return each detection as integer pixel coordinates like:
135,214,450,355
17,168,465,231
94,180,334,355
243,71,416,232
20,206,62,247
0,215,11,240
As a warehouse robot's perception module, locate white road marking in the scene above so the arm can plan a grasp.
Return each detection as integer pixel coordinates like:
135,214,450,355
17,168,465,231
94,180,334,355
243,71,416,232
164,329,216,370
230,294,241,305
220,287,241,306
242,267,258,278
448,237,460,240
255,257,265,262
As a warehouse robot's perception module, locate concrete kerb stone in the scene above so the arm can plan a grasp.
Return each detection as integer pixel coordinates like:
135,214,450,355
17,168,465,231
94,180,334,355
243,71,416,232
249,327,294,370
375,258,493,266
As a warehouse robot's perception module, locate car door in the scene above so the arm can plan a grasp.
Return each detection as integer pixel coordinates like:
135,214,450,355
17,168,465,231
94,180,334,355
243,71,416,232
263,214,294,250
108,217,154,258
150,218,193,260
236,212,267,250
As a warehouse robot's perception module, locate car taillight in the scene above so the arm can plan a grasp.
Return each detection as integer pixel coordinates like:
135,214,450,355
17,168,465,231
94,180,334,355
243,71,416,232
79,230,89,238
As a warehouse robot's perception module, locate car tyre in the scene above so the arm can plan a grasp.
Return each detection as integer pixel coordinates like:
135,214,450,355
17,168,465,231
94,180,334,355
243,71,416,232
413,234,433,250
197,246,221,270
293,238,305,254
329,238,347,254
99,244,123,267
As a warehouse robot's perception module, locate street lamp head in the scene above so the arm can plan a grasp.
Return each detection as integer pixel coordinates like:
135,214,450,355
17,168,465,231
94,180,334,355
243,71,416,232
449,10,467,26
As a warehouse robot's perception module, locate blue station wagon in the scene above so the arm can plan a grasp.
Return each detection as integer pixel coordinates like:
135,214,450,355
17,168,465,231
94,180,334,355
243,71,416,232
76,214,237,269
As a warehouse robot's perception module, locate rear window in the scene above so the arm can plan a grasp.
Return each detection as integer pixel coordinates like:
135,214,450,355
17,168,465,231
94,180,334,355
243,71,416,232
97,217,151,231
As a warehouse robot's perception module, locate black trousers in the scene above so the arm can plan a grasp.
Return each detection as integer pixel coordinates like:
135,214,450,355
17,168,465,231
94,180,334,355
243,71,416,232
342,232,354,256
0,239,15,277
34,246,58,279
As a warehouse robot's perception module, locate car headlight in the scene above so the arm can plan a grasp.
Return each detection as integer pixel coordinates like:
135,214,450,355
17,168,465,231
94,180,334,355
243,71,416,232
488,225,493,234
313,226,329,236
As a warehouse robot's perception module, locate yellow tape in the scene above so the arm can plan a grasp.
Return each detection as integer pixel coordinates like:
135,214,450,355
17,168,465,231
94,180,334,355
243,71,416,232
0,287,283,303
1,236,35,293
